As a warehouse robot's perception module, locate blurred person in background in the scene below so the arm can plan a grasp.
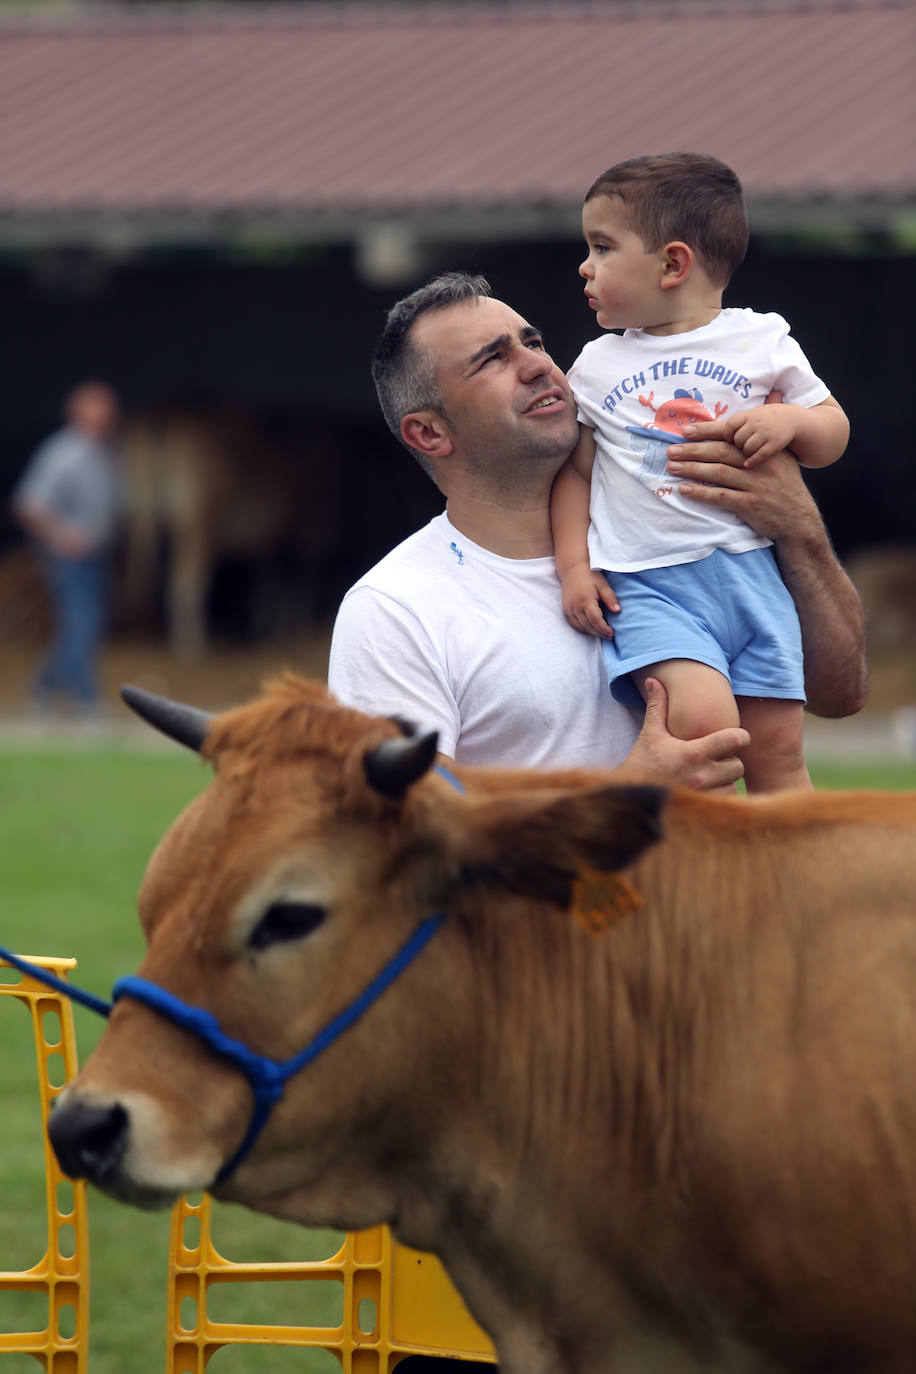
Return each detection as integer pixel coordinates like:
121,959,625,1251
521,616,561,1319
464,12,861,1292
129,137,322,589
11,380,122,717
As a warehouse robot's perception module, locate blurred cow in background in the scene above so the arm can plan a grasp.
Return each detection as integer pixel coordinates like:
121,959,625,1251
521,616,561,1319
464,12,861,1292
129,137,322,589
120,404,359,657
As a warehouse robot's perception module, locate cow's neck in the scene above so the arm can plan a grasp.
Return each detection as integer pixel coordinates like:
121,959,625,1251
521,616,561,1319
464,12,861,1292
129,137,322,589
379,895,711,1341
453,890,704,1177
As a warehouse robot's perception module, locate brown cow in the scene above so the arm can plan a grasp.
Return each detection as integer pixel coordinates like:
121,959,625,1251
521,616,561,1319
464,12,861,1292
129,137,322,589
50,677,916,1374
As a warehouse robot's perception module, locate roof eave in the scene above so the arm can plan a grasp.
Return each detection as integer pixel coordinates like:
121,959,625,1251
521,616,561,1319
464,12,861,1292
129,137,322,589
0,195,912,255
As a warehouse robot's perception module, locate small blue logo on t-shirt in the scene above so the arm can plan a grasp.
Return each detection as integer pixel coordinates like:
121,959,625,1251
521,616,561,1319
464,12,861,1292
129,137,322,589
450,541,464,565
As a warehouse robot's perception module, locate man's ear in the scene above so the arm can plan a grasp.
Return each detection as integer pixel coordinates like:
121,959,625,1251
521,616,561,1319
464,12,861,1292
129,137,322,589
659,241,693,291
401,410,454,458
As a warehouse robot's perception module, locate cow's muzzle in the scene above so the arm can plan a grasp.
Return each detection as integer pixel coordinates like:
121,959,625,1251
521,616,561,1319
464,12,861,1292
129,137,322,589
48,1097,128,1187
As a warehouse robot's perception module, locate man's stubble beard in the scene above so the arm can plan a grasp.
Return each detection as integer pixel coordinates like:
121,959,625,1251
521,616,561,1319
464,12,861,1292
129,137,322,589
462,413,579,502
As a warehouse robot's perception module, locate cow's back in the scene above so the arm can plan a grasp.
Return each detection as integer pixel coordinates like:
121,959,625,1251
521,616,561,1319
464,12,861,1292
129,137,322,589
624,789,916,1369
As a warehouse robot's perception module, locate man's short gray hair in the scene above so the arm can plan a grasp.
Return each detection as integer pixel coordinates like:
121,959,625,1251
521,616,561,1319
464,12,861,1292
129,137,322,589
371,272,491,474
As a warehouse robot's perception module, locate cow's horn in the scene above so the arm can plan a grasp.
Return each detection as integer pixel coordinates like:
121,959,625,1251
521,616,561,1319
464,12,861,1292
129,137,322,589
364,731,439,799
120,684,213,753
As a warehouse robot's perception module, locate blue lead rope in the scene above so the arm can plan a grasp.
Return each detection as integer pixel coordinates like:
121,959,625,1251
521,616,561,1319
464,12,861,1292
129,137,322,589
0,758,464,1183
112,911,446,1183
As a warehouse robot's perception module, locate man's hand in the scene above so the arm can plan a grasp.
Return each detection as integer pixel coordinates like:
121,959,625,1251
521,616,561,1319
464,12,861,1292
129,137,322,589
560,564,619,639
48,524,94,559
17,504,95,560
621,678,748,791
666,425,821,543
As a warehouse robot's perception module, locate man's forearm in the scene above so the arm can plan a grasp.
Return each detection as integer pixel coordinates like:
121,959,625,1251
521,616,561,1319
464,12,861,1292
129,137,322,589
668,438,868,720
774,530,868,718
16,504,90,557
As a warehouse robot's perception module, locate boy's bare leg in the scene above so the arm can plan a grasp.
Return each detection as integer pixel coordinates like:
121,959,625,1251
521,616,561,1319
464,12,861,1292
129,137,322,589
632,659,741,796
736,696,812,793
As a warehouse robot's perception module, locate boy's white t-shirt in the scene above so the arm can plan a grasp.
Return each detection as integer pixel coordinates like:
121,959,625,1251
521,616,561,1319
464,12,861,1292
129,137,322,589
568,308,831,572
328,513,642,768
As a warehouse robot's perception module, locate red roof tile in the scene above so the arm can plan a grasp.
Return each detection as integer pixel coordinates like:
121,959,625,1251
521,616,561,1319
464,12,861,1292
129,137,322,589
0,2,913,242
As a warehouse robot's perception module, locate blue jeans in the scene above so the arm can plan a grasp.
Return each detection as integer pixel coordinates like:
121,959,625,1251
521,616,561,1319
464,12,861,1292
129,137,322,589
34,551,107,706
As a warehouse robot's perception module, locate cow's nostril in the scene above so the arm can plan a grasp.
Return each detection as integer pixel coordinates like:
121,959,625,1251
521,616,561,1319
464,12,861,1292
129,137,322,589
48,1100,129,1185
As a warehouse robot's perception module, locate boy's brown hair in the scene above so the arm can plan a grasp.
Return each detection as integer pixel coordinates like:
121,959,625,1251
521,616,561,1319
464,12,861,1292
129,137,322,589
585,151,748,288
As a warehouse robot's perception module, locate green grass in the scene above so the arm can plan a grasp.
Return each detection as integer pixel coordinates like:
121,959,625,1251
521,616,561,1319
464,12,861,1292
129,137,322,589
809,758,916,790
1,745,915,1371
0,747,342,1373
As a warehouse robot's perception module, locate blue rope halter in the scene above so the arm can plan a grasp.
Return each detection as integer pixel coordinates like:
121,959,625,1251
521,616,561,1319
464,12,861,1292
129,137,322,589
0,762,463,1184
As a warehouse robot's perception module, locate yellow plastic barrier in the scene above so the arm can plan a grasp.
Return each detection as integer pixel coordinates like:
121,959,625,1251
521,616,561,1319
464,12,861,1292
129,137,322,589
0,956,90,1373
0,952,494,1371
167,1193,495,1371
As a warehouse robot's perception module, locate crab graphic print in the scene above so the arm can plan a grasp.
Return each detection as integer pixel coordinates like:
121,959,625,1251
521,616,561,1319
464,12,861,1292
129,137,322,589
626,387,729,486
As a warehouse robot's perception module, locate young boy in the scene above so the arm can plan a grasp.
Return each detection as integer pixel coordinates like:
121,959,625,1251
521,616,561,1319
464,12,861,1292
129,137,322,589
551,151,848,793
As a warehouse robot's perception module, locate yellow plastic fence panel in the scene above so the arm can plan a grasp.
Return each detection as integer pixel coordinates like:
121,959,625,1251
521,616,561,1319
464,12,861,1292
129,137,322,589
167,1193,495,1371
0,956,89,1373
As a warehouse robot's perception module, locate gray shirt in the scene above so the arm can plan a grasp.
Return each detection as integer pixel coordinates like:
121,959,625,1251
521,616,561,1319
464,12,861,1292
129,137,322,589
12,426,121,550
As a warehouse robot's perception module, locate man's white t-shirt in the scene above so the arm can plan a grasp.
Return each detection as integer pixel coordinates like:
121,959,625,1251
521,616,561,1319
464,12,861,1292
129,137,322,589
328,513,641,767
568,308,831,572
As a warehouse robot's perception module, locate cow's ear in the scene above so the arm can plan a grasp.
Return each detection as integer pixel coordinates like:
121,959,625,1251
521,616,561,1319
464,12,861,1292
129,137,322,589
455,784,666,908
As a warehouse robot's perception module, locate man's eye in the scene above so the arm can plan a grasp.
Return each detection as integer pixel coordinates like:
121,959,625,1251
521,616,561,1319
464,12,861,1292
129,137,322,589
249,901,326,951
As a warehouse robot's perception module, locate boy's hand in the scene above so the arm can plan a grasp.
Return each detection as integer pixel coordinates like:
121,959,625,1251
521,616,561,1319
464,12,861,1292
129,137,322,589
560,564,619,639
717,403,802,468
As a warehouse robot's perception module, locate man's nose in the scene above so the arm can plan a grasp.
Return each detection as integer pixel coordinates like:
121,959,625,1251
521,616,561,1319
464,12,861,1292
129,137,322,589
516,345,552,382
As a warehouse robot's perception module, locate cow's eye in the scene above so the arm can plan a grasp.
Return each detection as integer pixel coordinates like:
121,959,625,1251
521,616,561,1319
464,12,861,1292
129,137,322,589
249,901,326,951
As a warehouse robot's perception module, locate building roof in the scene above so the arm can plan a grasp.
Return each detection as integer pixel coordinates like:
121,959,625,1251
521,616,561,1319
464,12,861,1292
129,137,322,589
0,1,913,250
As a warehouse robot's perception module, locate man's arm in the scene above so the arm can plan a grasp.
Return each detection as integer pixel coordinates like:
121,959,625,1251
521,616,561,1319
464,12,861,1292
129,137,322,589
666,435,868,718
12,440,96,560
14,500,94,559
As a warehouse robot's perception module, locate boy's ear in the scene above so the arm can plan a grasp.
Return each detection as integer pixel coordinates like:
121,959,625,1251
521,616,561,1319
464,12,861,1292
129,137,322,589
659,241,693,291
401,410,454,458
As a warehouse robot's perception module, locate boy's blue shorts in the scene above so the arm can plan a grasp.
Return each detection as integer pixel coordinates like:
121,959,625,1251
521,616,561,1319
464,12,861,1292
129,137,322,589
601,546,806,711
